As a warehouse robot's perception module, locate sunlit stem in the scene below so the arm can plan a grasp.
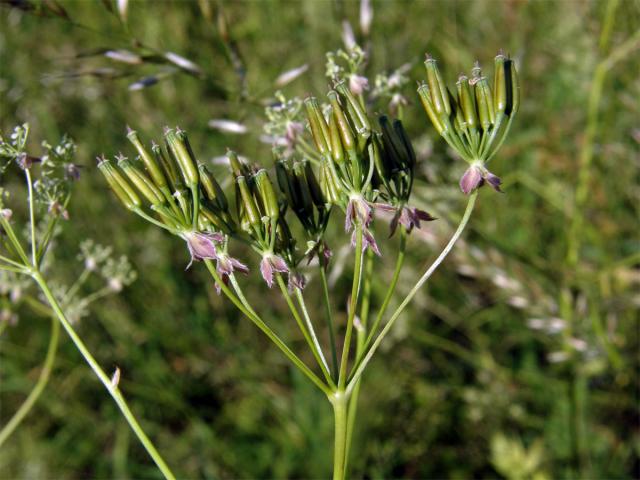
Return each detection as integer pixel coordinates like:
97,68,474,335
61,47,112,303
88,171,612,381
346,191,478,394
276,275,334,387
204,262,331,396
295,287,332,383
25,168,37,267
319,264,339,381
360,228,407,356
338,224,364,389
32,271,176,480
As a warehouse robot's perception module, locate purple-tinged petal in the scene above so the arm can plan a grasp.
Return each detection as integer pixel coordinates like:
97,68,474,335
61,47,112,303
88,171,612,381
321,244,333,268
413,208,436,222
398,207,413,231
389,210,401,237
485,170,503,192
260,257,274,288
288,271,307,291
362,229,381,256
270,254,290,274
230,257,249,275
372,202,396,212
345,200,354,232
459,165,483,195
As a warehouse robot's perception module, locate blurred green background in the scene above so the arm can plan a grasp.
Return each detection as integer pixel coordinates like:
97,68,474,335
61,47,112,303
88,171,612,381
1,0,638,478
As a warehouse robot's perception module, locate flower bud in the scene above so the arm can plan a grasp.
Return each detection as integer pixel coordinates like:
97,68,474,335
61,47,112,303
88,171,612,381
164,127,199,187
117,155,165,205
126,127,168,192
424,55,451,116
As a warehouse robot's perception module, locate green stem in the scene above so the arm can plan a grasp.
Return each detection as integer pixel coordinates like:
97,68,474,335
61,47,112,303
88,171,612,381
344,249,374,474
32,271,176,480
319,264,339,381
0,217,30,265
204,261,331,396
276,275,334,387
331,391,350,480
25,168,37,266
361,229,407,356
346,191,478,394
0,315,59,448
295,287,333,383
338,225,364,389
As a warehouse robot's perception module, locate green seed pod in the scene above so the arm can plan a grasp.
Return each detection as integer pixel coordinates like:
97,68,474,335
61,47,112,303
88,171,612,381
393,119,416,169
328,91,355,153
493,53,507,115
319,161,340,204
335,82,370,132
164,128,199,187
457,75,477,129
304,161,324,209
292,162,314,220
151,141,182,191
304,97,331,155
507,58,520,116
275,160,295,204
200,205,228,233
118,157,165,205
255,169,279,220
198,164,228,211
126,127,168,191
424,55,451,116
474,75,495,130
417,83,445,134
227,150,246,177
328,108,346,165
97,157,141,210
236,175,261,227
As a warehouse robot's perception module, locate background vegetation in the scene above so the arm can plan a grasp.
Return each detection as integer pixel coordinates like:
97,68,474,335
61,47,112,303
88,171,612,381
1,0,638,478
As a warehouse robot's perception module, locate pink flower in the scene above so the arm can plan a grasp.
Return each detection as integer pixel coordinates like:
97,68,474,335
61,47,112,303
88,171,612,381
349,74,369,96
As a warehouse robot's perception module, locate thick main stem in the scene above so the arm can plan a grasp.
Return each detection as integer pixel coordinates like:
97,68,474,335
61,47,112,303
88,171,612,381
32,272,176,480
347,191,478,393
331,391,350,480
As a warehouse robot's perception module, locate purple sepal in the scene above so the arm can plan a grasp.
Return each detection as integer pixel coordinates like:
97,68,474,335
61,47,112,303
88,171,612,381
288,271,307,291
216,253,249,276
390,205,436,236
345,195,373,232
260,254,290,288
459,165,503,195
459,165,483,195
184,231,224,269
